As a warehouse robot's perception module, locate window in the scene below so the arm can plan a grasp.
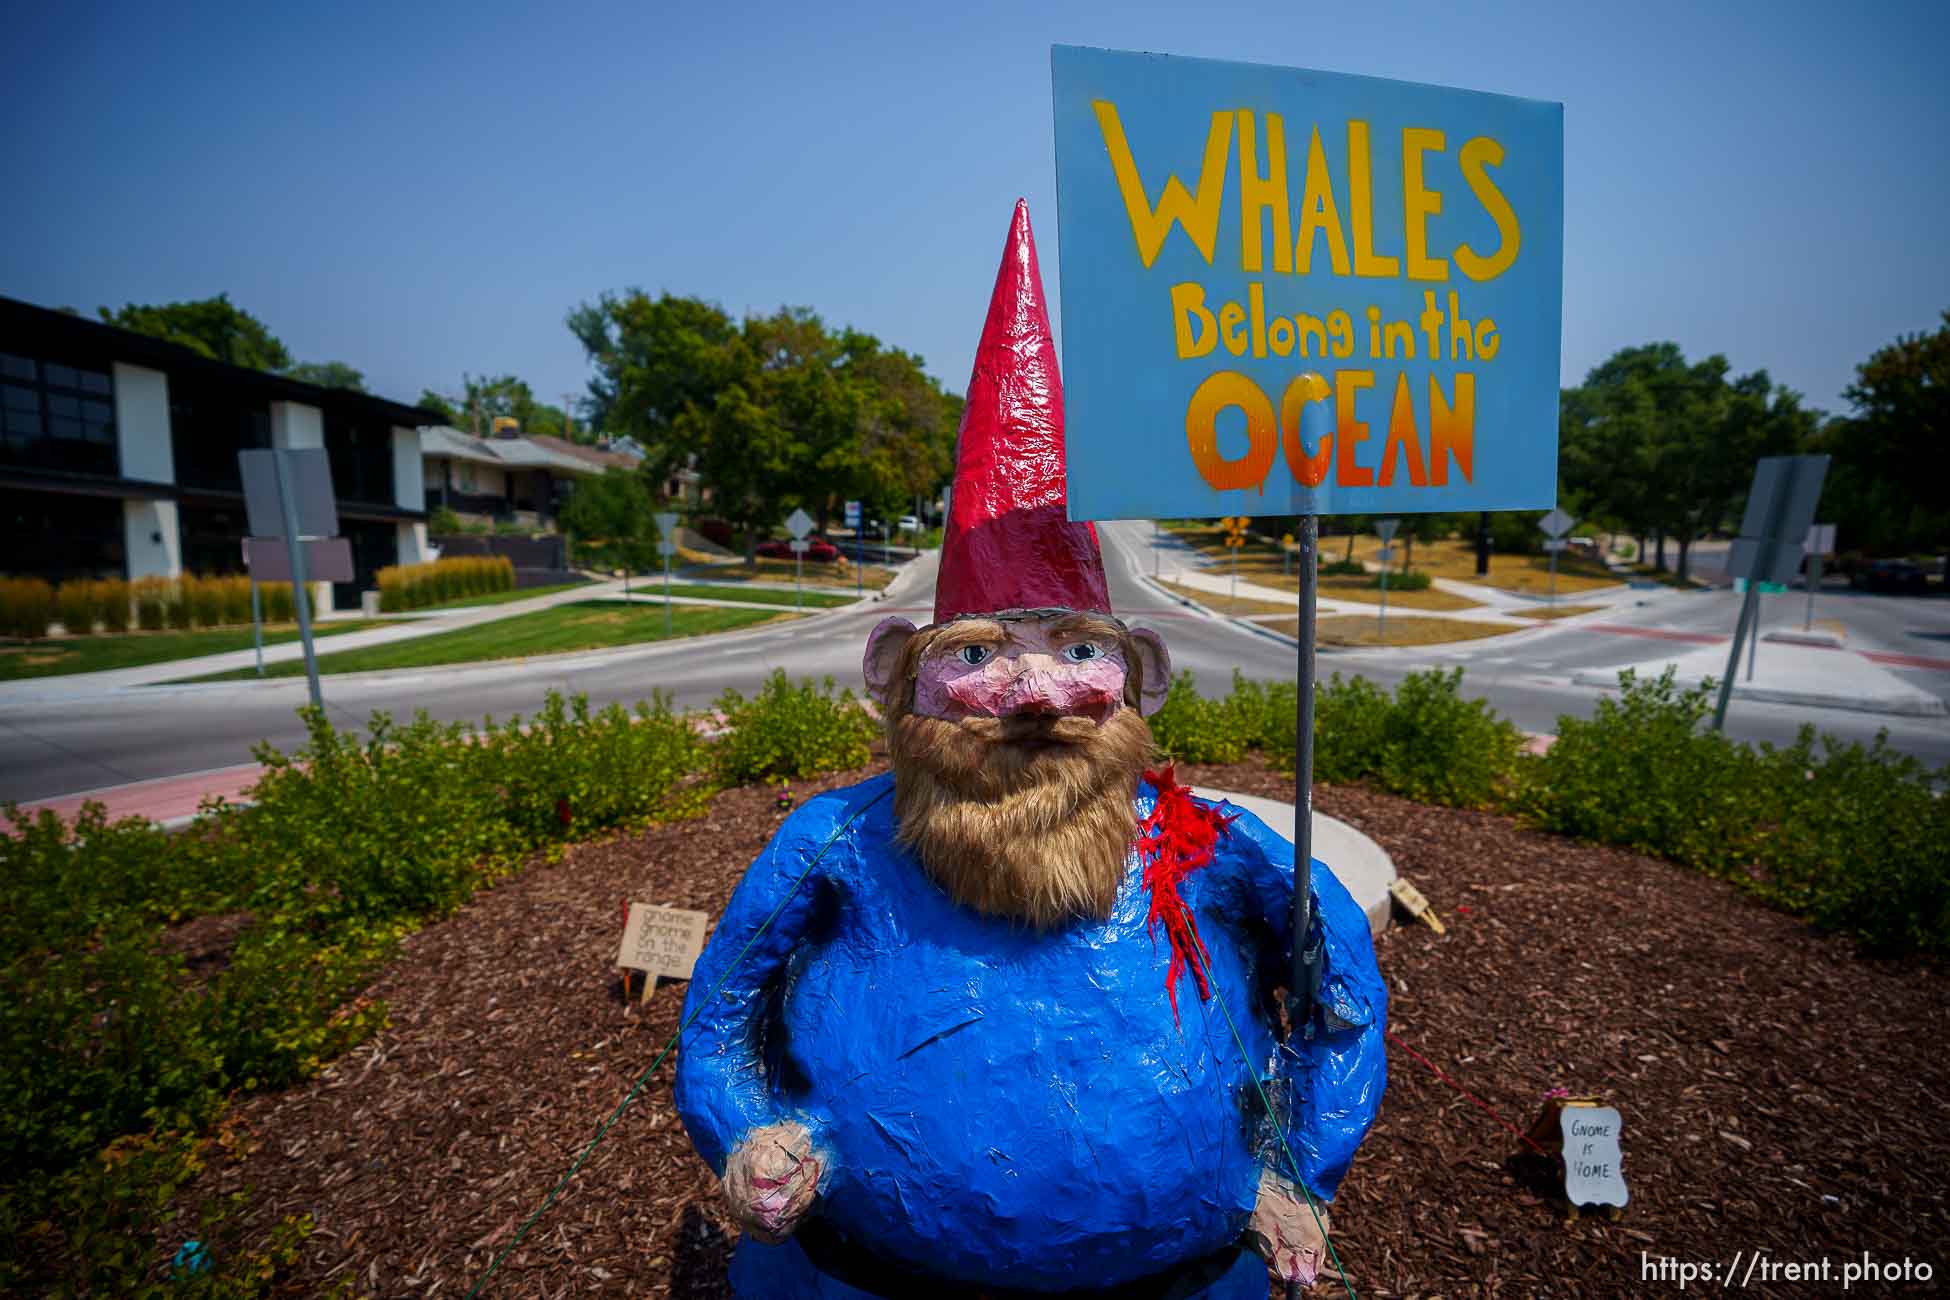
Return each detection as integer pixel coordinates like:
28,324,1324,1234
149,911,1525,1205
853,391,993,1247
0,351,118,476
0,487,125,582
169,377,270,492
323,409,393,506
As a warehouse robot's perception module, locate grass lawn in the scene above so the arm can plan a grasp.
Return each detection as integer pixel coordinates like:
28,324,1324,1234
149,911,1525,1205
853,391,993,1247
178,603,794,681
1155,579,1294,616
1264,613,1522,647
1161,528,1482,611
643,582,854,609
0,621,387,681
1510,603,1604,620
1350,536,1624,595
434,581,590,609
675,556,894,591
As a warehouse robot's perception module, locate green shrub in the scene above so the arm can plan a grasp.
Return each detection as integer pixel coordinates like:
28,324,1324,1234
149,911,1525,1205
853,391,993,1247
713,671,877,784
56,579,101,635
1320,558,1367,577
133,576,169,630
98,578,130,633
0,577,55,638
1515,669,1757,873
429,505,464,535
1516,669,1948,955
261,581,295,624
1312,672,1395,783
1372,569,1433,591
165,580,194,629
1150,670,1277,765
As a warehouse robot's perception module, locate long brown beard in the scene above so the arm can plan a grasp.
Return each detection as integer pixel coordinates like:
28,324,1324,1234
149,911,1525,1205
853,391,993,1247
889,707,1156,928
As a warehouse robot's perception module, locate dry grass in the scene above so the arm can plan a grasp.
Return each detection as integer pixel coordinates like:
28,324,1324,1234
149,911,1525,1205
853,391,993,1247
1261,613,1523,646
1348,537,1621,594
1509,603,1604,621
675,552,895,591
1154,578,1294,616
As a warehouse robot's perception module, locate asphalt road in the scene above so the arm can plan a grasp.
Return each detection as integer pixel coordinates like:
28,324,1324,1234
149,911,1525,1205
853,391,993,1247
2,522,1947,804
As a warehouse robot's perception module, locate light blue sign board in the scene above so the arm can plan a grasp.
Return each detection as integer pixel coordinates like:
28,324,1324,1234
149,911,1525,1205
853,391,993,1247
1052,45,1563,521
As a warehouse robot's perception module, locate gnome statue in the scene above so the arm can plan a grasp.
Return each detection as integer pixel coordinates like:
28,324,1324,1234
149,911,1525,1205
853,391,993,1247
675,201,1386,1299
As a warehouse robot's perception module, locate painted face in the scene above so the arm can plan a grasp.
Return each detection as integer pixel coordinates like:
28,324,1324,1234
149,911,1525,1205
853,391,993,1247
909,613,1130,725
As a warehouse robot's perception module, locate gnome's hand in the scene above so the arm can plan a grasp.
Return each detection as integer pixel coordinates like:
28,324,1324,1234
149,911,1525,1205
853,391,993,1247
1248,1167,1330,1285
721,1121,821,1244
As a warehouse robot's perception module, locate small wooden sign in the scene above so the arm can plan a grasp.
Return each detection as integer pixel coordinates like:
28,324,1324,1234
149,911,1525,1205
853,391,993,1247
1388,879,1447,935
1522,1096,1629,1217
616,903,709,1004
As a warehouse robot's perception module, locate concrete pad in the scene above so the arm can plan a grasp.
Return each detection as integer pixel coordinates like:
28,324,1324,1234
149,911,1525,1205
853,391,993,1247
1193,787,1397,936
1571,641,1946,718
1763,628,1844,649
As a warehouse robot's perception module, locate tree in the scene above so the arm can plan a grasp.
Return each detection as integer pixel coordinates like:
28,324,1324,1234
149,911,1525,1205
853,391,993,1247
568,290,958,556
1559,344,1810,582
99,293,293,372
418,373,565,437
287,360,367,391
560,468,658,572
1813,311,1950,557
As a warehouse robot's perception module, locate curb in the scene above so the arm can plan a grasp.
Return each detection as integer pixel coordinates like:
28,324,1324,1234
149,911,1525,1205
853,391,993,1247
1136,573,1301,650
1192,787,1396,937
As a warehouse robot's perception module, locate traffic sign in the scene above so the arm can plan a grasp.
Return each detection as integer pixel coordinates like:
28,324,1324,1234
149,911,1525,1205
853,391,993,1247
1804,523,1836,555
1374,519,1400,542
844,500,861,528
1374,546,1394,564
1539,508,1575,539
658,541,677,558
654,512,679,535
789,540,811,555
785,508,815,540
240,449,337,539
1541,538,1569,553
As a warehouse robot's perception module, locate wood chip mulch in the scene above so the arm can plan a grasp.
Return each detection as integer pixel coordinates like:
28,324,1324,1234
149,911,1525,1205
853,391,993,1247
188,758,1948,1298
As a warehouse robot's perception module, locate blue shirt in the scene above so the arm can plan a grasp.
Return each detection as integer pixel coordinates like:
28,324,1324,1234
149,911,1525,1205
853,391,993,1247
675,772,1385,1293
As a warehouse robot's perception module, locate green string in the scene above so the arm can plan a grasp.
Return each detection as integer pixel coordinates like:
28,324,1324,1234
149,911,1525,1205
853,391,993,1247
1192,943,1360,1300
465,786,889,1298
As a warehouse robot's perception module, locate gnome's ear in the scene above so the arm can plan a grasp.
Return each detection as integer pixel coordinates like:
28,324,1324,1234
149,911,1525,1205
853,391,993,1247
863,616,919,708
1128,627,1173,716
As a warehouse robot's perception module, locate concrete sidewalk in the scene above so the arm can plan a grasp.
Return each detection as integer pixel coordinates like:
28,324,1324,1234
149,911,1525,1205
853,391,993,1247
0,579,887,704
1572,639,1947,718
1156,563,1639,631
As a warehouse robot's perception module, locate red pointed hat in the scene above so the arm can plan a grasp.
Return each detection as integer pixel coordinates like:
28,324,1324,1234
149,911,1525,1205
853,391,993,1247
934,200,1112,624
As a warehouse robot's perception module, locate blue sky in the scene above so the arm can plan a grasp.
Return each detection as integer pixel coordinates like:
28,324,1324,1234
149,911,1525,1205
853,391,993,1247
5,0,1945,420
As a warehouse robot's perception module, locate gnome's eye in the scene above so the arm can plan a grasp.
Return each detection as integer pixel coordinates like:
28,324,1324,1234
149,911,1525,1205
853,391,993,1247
957,645,993,666
1062,642,1102,662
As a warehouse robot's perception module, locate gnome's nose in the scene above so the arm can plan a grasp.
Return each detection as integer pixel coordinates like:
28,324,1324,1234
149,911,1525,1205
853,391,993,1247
1002,673,1062,718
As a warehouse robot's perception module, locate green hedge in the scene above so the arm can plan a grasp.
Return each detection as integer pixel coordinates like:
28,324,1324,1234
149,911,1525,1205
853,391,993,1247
1,689,708,1293
1151,666,1947,957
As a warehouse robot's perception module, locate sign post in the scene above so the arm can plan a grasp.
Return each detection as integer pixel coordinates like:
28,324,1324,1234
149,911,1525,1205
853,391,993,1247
845,501,864,596
240,449,343,713
655,512,679,636
1539,508,1576,608
1052,56,1561,1246
785,508,815,610
1374,519,1399,640
1712,455,1829,731
1804,523,1834,632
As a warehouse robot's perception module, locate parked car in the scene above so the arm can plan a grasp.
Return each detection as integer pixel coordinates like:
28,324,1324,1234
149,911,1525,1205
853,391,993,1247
756,535,840,562
1849,558,1928,594
694,517,736,549
898,514,922,533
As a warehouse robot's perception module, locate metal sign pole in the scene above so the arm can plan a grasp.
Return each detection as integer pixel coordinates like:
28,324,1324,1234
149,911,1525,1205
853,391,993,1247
1805,554,1820,632
1712,585,1758,732
250,578,264,677
1548,548,1559,607
1291,515,1320,1055
796,552,803,610
271,450,324,712
664,551,673,636
1747,594,1761,680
